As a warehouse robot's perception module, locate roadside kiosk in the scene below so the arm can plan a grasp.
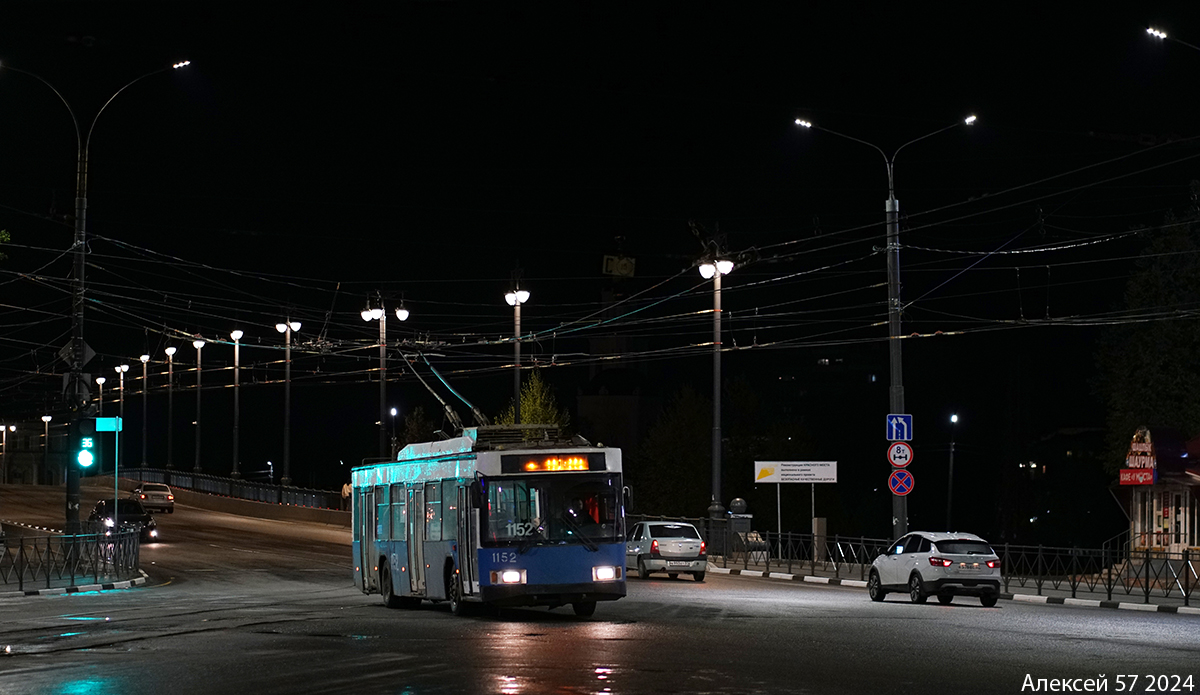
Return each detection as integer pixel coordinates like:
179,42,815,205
1119,427,1200,553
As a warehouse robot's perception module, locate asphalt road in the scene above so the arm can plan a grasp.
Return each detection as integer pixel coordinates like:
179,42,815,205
1,488,1198,694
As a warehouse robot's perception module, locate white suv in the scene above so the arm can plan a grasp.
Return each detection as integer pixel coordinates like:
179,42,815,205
868,531,1001,607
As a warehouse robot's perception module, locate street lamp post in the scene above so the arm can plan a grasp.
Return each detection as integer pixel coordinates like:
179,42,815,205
795,115,976,539
504,288,530,424
361,301,387,459
193,339,204,473
140,354,149,467
275,320,301,486
116,364,129,474
947,413,958,530
40,415,52,485
0,60,191,532
699,258,735,519
164,347,176,469
231,330,243,478
2,425,13,484
95,376,106,416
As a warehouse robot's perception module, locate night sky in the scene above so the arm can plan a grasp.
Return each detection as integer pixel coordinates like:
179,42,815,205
2,4,1197,539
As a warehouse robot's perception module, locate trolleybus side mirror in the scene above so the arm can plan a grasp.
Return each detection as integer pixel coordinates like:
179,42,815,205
471,474,487,508
622,485,632,511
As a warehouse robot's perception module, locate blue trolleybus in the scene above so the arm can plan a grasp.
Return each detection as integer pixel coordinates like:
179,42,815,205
352,425,626,617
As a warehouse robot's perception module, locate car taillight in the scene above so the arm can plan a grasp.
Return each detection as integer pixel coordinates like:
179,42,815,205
139,494,146,499
651,540,660,556
699,541,706,555
167,495,174,500
929,557,952,567
987,559,1000,569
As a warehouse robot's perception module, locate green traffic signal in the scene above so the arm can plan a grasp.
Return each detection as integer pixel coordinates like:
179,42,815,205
76,431,96,468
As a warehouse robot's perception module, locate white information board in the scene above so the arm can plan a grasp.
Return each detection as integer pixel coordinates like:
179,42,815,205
754,461,837,484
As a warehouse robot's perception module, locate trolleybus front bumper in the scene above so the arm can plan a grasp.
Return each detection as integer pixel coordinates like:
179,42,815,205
481,581,626,608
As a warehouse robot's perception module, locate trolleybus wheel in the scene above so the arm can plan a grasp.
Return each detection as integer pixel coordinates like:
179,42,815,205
447,566,469,616
572,601,597,617
637,558,650,580
380,564,401,609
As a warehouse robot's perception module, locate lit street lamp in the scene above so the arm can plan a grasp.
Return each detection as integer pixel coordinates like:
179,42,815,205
40,415,52,485
140,354,150,467
1147,26,1200,53
116,364,129,473
796,114,976,539
164,346,176,469
231,329,243,478
361,300,387,459
193,339,205,473
95,376,106,416
504,287,530,424
275,320,301,486
390,407,399,459
947,413,959,530
699,256,734,519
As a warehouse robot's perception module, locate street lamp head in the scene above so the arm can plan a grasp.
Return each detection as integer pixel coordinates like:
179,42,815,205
172,60,192,69
370,308,384,321
193,339,205,350
395,306,410,321
290,321,301,332
1148,27,1167,39
360,309,373,322
230,329,243,341
7,425,13,432
390,407,398,417
698,262,717,279
716,259,734,276
140,354,150,363
963,115,977,125
951,414,959,424
119,364,130,373
41,415,52,423
165,346,177,357
505,290,530,306
794,118,813,128
276,323,288,333
95,376,106,385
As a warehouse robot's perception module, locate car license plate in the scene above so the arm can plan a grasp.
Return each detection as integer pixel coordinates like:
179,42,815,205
667,561,690,567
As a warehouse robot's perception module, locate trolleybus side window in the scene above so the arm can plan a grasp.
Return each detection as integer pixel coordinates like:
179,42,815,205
390,483,406,540
375,485,390,540
425,482,442,541
442,479,458,541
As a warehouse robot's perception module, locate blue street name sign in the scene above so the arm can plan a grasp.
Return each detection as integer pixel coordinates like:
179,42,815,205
886,414,912,442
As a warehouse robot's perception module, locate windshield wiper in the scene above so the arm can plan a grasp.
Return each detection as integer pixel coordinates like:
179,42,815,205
560,512,599,552
517,524,545,555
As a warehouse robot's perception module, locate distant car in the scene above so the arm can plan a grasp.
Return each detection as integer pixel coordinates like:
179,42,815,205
626,521,707,581
89,498,159,543
868,531,1000,607
131,483,175,514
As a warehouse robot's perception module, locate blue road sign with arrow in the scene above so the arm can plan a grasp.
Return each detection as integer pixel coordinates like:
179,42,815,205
886,414,912,441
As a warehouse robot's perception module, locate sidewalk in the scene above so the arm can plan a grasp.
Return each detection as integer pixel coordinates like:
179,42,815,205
708,558,1200,616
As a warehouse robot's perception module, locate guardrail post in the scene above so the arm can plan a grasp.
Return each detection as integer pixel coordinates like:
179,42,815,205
786,532,794,575
1003,543,1010,594
1184,549,1191,608
1070,546,1077,599
18,541,24,592
834,534,840,579
860,536,866,581
1144,547,1151,604
1036,544,1043,596
810,532,816,577
1105,544,1113,602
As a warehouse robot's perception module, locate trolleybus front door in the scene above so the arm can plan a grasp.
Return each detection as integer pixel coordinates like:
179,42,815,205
360,488,377,592
408,485,425,594
457,484,475,595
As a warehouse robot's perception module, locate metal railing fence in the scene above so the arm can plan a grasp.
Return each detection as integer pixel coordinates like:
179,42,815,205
119,467,340,510
0,529,140,591
626,515,1198,605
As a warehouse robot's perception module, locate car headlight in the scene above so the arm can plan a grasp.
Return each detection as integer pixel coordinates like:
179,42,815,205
489,569,527,585
149,529,158,538
592,566,621,581
104,518,115,528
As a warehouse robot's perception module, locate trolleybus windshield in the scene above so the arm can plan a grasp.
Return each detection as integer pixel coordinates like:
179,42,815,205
483,473,622,547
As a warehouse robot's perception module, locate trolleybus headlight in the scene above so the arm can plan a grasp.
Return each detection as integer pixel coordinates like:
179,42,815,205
490,569,527,584
592,566,621,581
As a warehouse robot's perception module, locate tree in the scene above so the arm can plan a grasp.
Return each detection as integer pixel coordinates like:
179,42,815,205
0,229,8,262
1096,198,1200,471
399,406,438,449
495,369,571,428
630,387,711,516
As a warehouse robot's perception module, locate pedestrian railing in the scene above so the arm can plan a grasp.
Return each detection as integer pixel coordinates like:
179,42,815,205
121,467,340,510
626,516,1199,605
0,529,140,592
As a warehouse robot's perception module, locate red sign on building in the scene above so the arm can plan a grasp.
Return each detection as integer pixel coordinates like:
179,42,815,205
1119,468,1154,485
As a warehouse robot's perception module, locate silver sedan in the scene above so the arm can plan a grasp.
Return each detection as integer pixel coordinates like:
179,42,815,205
626,521,707,581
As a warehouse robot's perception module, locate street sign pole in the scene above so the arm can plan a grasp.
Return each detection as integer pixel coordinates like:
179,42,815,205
887,414,913,539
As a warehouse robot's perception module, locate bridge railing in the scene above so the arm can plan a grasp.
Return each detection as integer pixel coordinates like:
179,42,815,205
625,516,1198,605
0,529,140,592
120,467,340,510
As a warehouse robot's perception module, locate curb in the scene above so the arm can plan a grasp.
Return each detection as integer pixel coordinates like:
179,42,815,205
1,570,149,598
709,566,1200,614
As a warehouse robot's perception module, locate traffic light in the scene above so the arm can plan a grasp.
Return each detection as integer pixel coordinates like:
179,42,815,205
74,417,97,470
